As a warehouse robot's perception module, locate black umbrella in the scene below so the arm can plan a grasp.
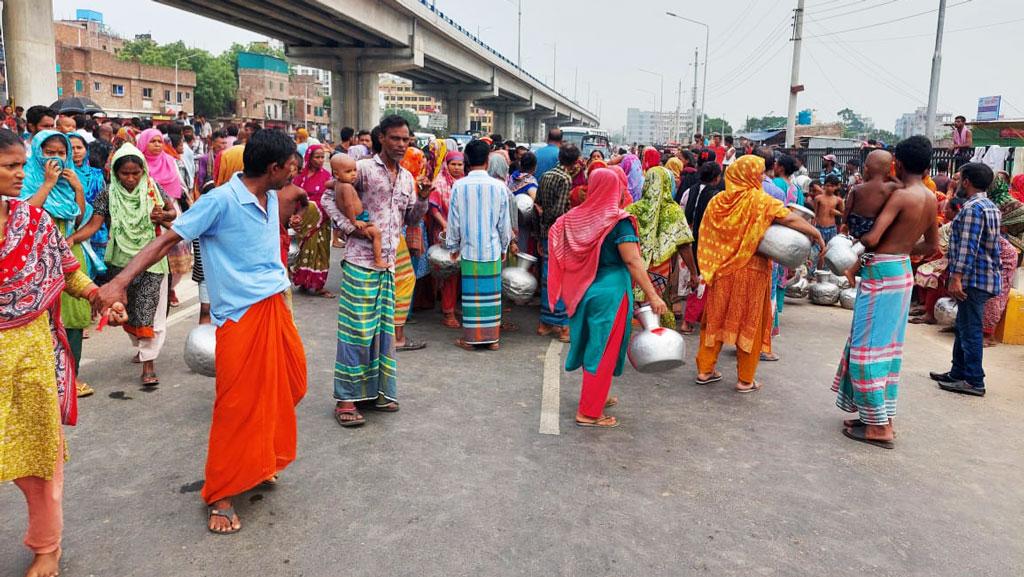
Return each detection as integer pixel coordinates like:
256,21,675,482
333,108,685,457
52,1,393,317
50,97,104,115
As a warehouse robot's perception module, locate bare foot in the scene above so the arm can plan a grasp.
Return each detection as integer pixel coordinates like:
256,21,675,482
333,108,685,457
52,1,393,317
983,338,998,348
207,498,241,534
857,423,894,442
25,548,61,577
315,289,336,298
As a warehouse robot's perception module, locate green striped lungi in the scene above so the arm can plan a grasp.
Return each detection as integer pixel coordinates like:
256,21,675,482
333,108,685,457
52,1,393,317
460,259,502,345
334,261,397,402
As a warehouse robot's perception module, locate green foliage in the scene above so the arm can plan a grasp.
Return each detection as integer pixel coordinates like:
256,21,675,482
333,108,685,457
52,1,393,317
702,116,733,135
117,39,287,117
382,108,421,131
838,108,869,139
866,128,898,145
743,116,787,132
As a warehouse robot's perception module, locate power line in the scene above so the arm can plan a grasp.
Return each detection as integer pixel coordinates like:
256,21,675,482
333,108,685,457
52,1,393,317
805,0,903,21
811,36,925,104
705,40,791,100
803,0,973,38
705,14,792,92
806,48,852,110
822,15,1024,42
708,0,759,55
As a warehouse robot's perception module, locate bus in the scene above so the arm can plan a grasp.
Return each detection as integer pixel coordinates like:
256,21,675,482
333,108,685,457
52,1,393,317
559,126,609,150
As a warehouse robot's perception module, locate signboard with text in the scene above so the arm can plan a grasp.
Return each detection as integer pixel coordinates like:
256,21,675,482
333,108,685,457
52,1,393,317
977,96,1001,121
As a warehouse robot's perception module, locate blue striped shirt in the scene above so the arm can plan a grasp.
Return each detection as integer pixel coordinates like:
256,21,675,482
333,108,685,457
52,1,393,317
948,192,1002,295
445,170,512,262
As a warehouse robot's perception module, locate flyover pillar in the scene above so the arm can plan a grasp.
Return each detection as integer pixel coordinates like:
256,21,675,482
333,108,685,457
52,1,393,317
492,106,514,141
524,114,543,144
332,57,382,132
444,95,473,135
330,67,344,139
2,0,59,107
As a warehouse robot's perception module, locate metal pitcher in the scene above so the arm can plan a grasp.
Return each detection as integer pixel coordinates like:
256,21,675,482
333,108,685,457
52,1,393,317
627,305,686,374
501,253,538,305
757,225,812,269
824,234,865,276
184,324,217,377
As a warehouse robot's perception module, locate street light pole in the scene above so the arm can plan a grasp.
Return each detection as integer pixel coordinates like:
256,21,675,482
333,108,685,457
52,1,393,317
638,68,664,142
666,12,710,135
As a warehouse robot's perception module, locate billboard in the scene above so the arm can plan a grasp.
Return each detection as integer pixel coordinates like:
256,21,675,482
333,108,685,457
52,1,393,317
977,96,1001,122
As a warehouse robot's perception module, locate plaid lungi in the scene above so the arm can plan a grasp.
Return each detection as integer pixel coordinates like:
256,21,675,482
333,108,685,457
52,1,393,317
460,259,502,344
832,255,913,425
333,262,398,403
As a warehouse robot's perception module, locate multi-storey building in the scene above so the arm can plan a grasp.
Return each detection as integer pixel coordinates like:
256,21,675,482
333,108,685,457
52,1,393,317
895,107,952,140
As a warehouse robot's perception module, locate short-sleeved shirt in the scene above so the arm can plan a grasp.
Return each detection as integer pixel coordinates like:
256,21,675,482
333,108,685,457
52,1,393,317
171,174,290,326
534,144,561,180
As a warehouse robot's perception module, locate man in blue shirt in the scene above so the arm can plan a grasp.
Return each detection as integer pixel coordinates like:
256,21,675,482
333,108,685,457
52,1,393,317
447,139,513,350
533,128,563,180
932,162,1002,397
95,129,308,535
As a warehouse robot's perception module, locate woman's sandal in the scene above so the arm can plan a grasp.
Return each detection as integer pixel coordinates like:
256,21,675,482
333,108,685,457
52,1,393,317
76,382,95,398
208,507,241,535
334,406,365,427
576,415,619,428
370,401,400,412
735,381,763,394
442,315,461,329
141,373,159,387
605,396,618,408
695,372,722,385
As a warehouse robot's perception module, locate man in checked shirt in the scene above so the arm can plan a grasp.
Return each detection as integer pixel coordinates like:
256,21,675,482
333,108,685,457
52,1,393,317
535,143,581,343
931,162,1002,397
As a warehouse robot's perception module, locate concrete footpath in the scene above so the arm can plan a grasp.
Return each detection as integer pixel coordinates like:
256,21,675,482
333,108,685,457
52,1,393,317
2,265,1022,577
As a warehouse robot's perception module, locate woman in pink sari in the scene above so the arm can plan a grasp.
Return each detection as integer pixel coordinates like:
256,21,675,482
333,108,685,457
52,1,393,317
291,144,334,297
428,151,465,328
138,128,191,305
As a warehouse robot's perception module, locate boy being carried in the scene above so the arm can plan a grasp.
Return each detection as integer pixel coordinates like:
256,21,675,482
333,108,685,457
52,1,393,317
844,149,901,239
331,154,386,269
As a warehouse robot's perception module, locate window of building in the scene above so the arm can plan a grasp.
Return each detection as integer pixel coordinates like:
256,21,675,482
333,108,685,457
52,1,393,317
279,82,284,92
185,92,191,101
57,87,64,97
268,80,273,91
112,84,125,97
74,79,83,93
164,90,171,101
93,81,102,91
177,92,183,104
142,87,153,98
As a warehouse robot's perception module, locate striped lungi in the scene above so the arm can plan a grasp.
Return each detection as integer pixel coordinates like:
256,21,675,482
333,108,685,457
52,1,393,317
832,254,913,426
333,261,398,403
460,259,502,344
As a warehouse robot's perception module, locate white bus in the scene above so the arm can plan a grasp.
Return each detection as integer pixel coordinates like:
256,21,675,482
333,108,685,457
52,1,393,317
559,126,609,150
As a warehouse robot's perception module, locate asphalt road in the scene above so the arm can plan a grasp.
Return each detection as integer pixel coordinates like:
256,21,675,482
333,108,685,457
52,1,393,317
3,259,1023,577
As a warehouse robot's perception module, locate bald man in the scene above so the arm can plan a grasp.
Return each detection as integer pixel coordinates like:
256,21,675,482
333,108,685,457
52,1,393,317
844,149,901,239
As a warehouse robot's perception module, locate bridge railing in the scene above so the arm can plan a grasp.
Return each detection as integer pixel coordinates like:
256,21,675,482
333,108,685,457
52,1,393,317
418,0,588,114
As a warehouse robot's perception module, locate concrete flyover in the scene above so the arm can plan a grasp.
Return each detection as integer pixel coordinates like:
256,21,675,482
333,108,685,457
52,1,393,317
153,0,601,140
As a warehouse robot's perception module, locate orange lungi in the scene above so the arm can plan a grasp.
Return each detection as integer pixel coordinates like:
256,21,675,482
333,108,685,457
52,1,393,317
201,293,307,505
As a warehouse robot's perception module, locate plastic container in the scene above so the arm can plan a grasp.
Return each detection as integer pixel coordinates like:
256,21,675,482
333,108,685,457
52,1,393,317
995,289,1024,345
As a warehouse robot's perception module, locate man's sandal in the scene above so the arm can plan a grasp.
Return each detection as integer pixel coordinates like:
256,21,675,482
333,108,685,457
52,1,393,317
208,507,241,535
334,407,365,427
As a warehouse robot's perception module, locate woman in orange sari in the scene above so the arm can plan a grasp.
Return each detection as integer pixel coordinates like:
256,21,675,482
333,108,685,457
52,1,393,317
694,156,824,392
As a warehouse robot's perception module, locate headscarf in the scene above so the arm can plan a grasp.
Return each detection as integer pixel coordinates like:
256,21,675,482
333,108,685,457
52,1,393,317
696,155,789,285
295,127,309,143
292,144,331,204
401,146,426,179
665,157,684,182
67,133,105,204
429,151,463,217
620,153,644,201
626,166,694,269
487,152,510,183
106,143,168,274
569,159,609,208
546,168,638,317
427,138,448,180
113,126,138,148
137,128,182,199
215,144,245,187
642,147,662,172
19,130,81,222
1010,174,1024,203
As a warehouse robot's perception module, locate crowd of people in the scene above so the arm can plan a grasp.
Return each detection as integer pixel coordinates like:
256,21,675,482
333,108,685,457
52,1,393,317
1,101,1020,577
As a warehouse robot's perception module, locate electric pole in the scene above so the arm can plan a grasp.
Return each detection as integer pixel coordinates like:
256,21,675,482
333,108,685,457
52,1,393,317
785,0,805,148
675,78,682,144
925,0,947,141
691,47,699,139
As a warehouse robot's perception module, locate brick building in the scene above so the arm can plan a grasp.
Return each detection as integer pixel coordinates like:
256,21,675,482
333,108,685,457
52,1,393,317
235,52,291,129
53,12,125,54
290,74,329,135
379,74,492,134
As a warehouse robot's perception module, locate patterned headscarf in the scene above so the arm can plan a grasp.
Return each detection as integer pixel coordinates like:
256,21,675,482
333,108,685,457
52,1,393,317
696,155,790,284
626,166,694,269
107,144,168,274
215,144,245,187
401,146,427,179
1011,174,1024,203
642,147,662,172
620,153,644,201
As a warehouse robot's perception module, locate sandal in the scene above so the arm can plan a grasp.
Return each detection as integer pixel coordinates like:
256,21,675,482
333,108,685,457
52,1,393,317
486,342,500,351
909,317,936,325
575,415,619,428
334,406,365,427
208,506,241,535
76,382,95,398
396,340,427,352
261,475,279,487
759,352,780,362
370,401,400,412
735,381,763,394
453,338,476,351
558,327,570,343
695,372,722,386
842,426,894,449
442,315,461,329
604,396,618,408
141,373,159,387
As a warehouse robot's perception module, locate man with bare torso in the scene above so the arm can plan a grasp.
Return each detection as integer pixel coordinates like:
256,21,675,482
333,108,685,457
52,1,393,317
832,135,939,449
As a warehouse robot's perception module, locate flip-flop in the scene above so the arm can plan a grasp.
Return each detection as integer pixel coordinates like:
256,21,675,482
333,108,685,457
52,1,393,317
735,381,763,394
334,407,365,427
909,317,936,325
369,401,400,412
575,415,619,428
695,372,722,385
842,426,895,449
844,420,898,437
141,373,159,387
486,342,500,351
396,340,427,351
208,506,241,535
759,352,780,361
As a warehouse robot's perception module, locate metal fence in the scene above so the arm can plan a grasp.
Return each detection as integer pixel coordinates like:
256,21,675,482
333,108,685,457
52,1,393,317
778,147,1015,179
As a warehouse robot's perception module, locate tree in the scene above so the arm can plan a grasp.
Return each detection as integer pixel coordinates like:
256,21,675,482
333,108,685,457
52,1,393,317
866,128,898,146
382,108,421,131
838,108,868,139
701,116,733,135
743,115,787,132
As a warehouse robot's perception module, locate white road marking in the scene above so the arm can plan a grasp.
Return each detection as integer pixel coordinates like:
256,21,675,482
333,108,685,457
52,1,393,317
166,280,200,327
539,340,564,435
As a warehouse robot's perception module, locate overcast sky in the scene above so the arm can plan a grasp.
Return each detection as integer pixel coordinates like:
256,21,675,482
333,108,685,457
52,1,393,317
52,0,1024,133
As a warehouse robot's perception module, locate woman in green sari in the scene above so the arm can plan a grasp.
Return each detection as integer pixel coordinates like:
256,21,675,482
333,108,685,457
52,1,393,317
626,165,699,327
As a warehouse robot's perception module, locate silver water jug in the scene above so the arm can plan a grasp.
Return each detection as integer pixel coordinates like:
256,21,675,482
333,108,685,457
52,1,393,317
501,253,538,305
785,277,809,299
184,324,217,377
427,242,460,279
824,234,865,276
830,274,852,290
515,194,535,225
787,203,815,222
934,297,959,326
757,225,812,269
627,305,686,374
287,234,300,268
840,287,857,310
809,270,840,305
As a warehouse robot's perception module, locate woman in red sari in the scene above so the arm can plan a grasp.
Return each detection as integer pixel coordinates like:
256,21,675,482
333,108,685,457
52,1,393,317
428,151,466,327
291,144,334,297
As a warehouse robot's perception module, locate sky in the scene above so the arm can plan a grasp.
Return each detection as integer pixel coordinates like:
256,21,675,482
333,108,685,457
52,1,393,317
51,0,1024,134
